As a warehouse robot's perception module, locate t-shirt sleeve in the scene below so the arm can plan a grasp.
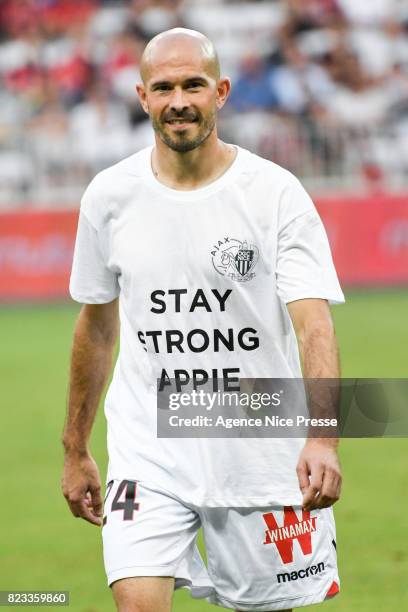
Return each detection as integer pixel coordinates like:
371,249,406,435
276,178,345,305
69,183,120,304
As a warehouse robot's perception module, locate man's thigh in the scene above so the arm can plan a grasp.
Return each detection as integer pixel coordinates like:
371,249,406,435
201,505,340,611
102,479,212,602
112,576,174,612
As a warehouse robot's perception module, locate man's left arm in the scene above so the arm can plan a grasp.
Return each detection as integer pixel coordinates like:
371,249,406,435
287,298,342,512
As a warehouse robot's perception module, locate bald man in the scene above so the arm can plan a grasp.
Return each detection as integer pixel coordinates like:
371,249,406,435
63,28,344,612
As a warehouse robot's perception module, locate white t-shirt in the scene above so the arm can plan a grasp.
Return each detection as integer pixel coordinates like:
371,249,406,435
70,144,345,507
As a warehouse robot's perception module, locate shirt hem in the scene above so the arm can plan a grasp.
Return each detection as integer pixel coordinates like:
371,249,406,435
283,291,345,305
69,291,119,304
104,476,303,507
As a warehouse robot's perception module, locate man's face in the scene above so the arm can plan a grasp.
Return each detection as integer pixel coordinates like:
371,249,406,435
137,48,221,153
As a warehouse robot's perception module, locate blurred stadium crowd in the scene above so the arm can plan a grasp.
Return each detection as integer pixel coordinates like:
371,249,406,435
2,0,408,207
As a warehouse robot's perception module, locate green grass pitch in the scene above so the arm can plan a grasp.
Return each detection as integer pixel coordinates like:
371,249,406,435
0,290,407,611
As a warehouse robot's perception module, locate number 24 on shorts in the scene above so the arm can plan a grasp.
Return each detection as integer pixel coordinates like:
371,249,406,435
103,480,140,524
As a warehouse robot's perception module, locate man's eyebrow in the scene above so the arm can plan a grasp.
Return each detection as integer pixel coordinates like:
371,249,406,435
149,76,209,89
150,80,172,89
184,76,208,83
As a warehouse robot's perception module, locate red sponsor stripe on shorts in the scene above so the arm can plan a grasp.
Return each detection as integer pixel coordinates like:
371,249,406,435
325,580,340,598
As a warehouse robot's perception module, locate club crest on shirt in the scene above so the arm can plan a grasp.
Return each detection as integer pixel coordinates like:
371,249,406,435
211,237,259,282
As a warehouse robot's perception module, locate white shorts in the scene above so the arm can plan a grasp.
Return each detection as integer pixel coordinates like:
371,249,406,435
102,479,340,611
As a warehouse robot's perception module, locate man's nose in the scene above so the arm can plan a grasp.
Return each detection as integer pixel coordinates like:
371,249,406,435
169,87,188,111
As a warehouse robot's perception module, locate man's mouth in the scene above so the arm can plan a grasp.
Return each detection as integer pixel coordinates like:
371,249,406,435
165,118,198,125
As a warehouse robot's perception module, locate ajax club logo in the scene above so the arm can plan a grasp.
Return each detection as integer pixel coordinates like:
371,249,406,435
211,237,259,282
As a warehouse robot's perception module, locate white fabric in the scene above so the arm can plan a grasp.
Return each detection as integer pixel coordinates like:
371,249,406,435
336,0,397,24
70,145,344,507
103,479,340,610
69,101,132,166
327,85,391,127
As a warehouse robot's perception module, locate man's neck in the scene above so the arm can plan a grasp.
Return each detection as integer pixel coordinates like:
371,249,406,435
151,135,237,191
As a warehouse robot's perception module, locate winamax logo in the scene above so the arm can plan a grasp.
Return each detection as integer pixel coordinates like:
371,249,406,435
262,506,317,564
277,561,325,583
211,237,259,282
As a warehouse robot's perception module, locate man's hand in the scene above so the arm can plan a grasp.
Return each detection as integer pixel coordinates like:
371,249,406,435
61,301,118,527
296,440,342,511
61,453,103,526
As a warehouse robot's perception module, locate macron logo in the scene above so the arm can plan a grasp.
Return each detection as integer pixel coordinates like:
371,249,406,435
263,506,317,564
277,561,325,583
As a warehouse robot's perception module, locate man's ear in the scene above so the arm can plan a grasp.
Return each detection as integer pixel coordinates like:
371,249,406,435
215,77,231,110
136,83,149,115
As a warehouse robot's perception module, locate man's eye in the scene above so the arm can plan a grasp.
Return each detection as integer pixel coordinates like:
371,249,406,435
187,82,202,89
155,85,171,91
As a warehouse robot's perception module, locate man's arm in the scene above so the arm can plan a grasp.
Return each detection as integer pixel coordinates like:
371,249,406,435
61,298,119,526
287,298,342,512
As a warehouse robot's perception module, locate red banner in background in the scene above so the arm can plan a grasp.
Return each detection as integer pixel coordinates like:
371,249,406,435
0,210,78,301
315,194,408,286
0,194,407,301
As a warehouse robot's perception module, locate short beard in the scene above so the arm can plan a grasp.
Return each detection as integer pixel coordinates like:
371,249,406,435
152,111,216,153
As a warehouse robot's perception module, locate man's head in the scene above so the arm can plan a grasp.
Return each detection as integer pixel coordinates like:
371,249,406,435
136,28,230,153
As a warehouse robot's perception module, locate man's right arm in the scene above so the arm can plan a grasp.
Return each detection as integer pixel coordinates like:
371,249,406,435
61,298,119,526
